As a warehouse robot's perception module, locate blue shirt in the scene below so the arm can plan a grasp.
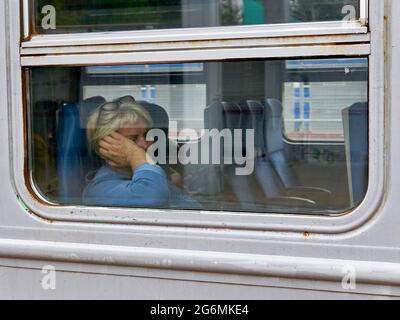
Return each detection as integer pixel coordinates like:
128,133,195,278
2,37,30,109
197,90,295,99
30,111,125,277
82,164,201,209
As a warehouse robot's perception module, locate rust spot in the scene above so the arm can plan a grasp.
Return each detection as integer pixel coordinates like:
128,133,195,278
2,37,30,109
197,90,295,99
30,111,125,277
303,232,311,239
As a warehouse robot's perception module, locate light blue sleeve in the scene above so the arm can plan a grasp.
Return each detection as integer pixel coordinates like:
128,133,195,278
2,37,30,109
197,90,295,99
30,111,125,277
83,164,170,207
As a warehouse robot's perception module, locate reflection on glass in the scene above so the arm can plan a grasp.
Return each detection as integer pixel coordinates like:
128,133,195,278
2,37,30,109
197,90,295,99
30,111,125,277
28,58,368,215
33,0,361,34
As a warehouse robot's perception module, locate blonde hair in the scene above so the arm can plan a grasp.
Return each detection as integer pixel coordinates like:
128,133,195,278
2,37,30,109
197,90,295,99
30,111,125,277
87,102,153,155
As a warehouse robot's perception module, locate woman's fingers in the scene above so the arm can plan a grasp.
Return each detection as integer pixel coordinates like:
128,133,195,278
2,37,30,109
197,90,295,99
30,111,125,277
101,136,126,154
103,135,120,145
100,147,128,168
100,133,141,169
100,150,121,168
100,148,121,159
99,147,112,159
99,140,113,150
110,132,126,141
99,147,119,160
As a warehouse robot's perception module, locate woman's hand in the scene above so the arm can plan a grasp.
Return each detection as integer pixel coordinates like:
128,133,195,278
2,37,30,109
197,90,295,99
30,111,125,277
169,167,183,187
99,132,148,171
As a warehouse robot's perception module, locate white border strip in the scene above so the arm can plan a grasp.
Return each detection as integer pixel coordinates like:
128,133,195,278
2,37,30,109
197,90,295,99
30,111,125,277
0,238,399,287
21,44,371,67
21,33,371,56
22,21,367,48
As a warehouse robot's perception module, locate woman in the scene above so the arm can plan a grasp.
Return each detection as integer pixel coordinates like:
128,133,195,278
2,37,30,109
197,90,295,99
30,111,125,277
82,98,200,209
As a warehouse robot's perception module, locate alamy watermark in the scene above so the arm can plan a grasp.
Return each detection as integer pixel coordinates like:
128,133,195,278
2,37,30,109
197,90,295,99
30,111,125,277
146,122,255,176
342,5,357,22
41,265,56,291
341,265,357,290
41,5,56,30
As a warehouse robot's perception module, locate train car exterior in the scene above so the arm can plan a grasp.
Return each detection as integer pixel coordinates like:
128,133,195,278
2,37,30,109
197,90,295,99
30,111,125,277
0,0,399,300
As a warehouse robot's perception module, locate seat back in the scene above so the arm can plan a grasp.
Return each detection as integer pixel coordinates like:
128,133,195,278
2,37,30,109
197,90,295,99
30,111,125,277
32,101,59,196
80,96,106,129
221,101,241,130
221,101,242,161
264,98,285,155
242,100,286,200
57,103,87,204
342,102,369,206
264,98,298,188
183,101,226,197
246,100,266,155
137,100,172,174
220,101,253,209
80,96,107,176
137,100,169,139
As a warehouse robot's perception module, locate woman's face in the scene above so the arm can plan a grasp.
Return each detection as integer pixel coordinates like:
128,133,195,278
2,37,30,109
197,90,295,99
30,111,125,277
118,118,152,151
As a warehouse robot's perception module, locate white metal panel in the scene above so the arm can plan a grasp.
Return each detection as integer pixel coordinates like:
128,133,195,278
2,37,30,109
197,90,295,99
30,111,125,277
1,265,393,300
22,21,368,49
20,33,371,56
21,44,371,67
0,238,399,287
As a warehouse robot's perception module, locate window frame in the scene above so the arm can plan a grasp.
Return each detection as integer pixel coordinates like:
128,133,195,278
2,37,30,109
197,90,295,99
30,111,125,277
7,0,386,235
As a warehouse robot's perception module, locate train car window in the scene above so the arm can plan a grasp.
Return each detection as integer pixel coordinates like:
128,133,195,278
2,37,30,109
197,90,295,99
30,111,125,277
282,59,368,142
32,0,361,34
28,57,368,215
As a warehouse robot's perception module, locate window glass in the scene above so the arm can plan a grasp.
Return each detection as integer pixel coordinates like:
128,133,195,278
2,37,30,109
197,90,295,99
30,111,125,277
28,58,368,214
282,59,368,142
33,0,361,34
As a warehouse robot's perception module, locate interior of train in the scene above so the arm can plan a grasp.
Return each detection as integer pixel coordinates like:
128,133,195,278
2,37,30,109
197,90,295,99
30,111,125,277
27,58,368,215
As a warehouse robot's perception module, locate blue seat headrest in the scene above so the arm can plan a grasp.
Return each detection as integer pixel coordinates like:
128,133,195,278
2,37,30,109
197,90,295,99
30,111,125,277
57,103,86,204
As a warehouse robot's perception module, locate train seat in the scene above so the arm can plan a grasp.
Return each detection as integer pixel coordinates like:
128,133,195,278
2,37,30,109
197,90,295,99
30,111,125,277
222,100,318,210
342,102,369,207
263,99,332,205
246,100,266,156
183,101,225,198
136,100,169,139
222,101,257,209
57,103,87,204
32,101,60,197
79,96,106,130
